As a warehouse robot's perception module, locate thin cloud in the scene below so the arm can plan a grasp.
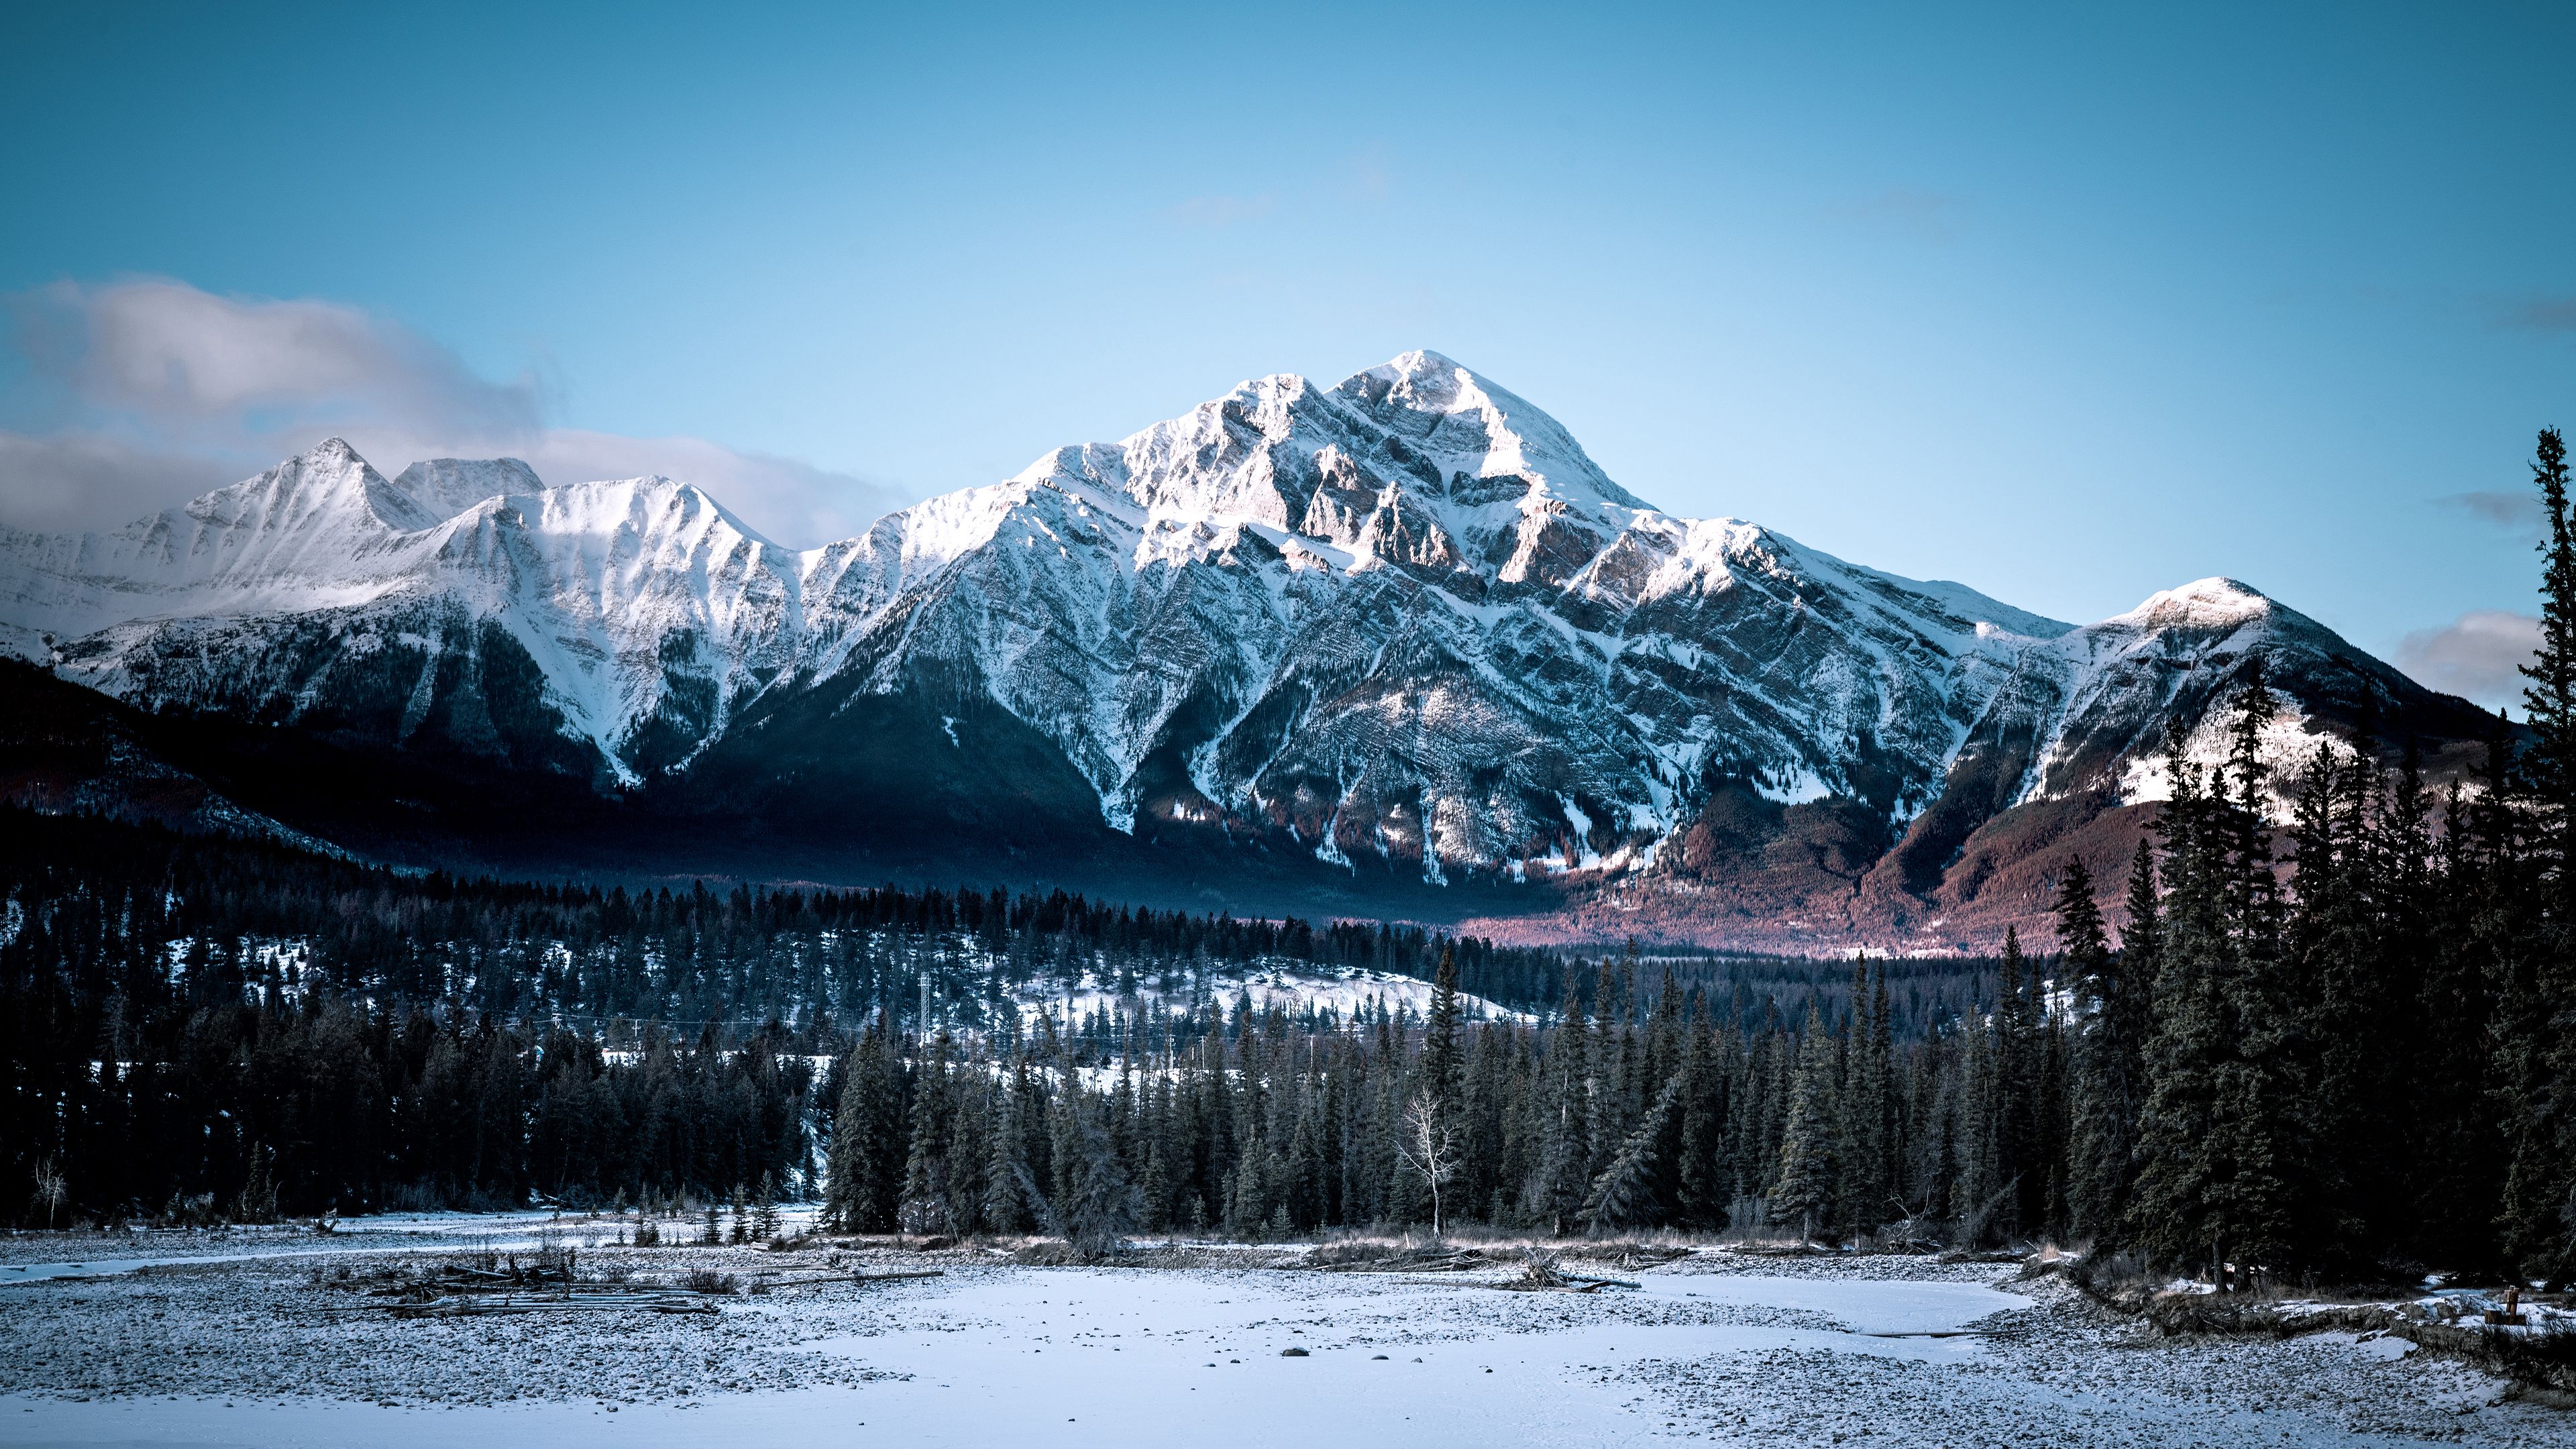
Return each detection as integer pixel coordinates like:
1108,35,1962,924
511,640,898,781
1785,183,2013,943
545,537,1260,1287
0,278,910,547
1163,191,1279,229
2438,488,2546,538
508,429,902,549
1825,187,1967,242
11,278,543,432
2396,609,2540,709
0,431,235,534
1340,146,1391,205
2496,295,2576,333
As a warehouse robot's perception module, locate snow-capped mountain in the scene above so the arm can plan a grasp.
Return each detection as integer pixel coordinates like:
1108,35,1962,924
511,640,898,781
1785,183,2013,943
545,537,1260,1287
0,352,2495,947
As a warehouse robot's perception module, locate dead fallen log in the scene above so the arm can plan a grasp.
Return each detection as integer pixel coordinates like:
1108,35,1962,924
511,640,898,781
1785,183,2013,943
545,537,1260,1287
750,1268,945,1289
1492,1260,1641,1293
1316,1250,1487,1275
374,1291,716,1317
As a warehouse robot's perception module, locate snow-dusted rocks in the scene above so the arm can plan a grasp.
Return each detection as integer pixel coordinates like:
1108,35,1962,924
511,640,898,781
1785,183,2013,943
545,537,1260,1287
0,352,2496,945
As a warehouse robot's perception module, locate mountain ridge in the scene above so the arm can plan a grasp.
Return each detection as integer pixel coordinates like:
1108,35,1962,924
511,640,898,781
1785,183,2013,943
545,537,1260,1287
0,351,2500,951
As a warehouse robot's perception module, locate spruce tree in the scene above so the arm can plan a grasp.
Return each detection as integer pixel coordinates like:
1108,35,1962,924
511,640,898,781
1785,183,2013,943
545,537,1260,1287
1057,1093,1141,1254
1535,973,1594,1234
2503,425,2576,1285
2414,780,2504,1273
1421,945,1464,1108
2129,747,2232,1276
1772,1004,1840,1243
984,1063,1036,1233
1675,1004,1734,1230
1582,1075,1684,1234
897,1030,957,1235
2133,685,2316,1283
2061,855,2135,1242
2520,425,2576,883
824,1021,907,1233
2292,743,2383,1266
1836,961,1892,1238
1992,924,2041,1240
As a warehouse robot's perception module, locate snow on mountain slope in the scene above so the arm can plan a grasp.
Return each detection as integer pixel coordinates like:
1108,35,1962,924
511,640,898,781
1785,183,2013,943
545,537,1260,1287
0,441,820,783
799,350,2096,875
0,352,2489,907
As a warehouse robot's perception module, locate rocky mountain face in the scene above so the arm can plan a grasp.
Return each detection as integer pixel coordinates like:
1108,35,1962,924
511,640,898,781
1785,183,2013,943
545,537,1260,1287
0,352,2498,950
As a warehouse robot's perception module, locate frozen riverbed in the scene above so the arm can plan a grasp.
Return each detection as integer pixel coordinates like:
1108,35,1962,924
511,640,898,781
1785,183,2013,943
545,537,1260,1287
0,1224,2563,1448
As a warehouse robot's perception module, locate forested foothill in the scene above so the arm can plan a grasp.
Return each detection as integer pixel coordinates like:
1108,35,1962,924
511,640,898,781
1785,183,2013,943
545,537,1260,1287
6,430,2574,1300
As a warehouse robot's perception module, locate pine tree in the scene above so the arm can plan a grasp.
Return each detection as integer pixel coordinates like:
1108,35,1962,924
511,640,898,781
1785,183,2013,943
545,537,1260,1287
1057,1093,1141,1254
2521,425,2576,884
2414,778,2504,1273
898,1031,957,1235
1836,961,1892,1239
2129,744,2233,1276
2133,684,2316,1284
2292,741,2386,1266
1534,973,1594,1234
2063,853,2141,1243
2208,676,2317,1280
1583,1075,1684,1234
984,1061,1046,1234
1773,1004,1840,1243
824,1020,907,1233
2503,425,2576,1285
1992,924,2040,1241
1675,1004,1733,1230
1421,945,1464,1108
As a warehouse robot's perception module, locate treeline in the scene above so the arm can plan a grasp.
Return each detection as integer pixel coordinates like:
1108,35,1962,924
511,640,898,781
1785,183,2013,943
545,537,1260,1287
15,1000,814,1222
0,812,1566,1027
0,809,1575,1220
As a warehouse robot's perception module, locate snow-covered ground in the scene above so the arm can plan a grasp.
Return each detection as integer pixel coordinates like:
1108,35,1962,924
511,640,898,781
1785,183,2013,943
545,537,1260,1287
0,1218,2563,1447
1013,960,1533,1030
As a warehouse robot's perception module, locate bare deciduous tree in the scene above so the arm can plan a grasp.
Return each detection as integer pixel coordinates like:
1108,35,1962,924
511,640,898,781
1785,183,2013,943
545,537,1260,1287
1395,1091,1460,1239
31,1159,66,1230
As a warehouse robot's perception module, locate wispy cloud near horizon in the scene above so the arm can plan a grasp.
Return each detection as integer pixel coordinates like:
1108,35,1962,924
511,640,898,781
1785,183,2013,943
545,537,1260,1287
2438,487,2547,538
1162,191,1279,229
2398,609,2539,710
2496,295,2576,333
0,278,910,546
1824,186,1968,242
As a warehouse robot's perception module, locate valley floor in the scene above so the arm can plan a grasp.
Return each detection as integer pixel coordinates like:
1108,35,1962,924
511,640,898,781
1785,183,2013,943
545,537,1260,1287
0,1218,2562,1448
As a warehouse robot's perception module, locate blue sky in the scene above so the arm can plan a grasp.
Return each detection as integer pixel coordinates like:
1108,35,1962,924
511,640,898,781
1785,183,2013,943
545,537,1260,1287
3,2,2569,705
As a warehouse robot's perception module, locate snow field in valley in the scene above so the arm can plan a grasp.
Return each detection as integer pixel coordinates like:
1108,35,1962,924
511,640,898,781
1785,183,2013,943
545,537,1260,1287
0,1224,2565,1448
1014,960,1534,1033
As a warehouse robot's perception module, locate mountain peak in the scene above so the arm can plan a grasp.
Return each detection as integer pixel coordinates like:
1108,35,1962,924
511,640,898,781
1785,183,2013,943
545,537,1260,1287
1330,352,1652,514
527,474,784,552
2114,576,2275,629
390,457,545,524
1368,347,1466,381
186,436,393,532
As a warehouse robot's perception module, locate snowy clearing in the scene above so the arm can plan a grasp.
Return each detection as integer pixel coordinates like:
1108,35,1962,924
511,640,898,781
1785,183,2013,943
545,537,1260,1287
0,1220,2564,1447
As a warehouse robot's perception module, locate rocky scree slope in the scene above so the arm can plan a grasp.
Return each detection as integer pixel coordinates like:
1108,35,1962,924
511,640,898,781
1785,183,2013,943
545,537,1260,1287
0,352,2496,949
